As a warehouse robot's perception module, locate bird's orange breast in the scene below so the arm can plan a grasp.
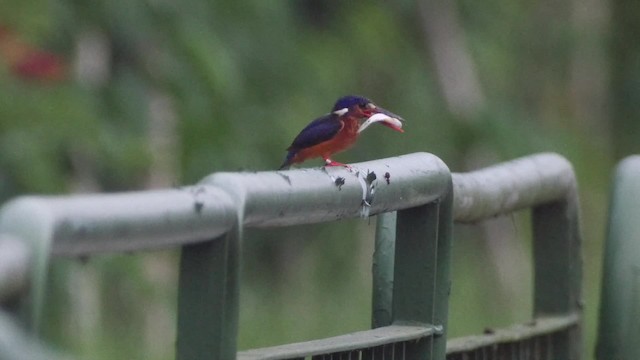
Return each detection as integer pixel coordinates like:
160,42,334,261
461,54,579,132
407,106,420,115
292,118,360,163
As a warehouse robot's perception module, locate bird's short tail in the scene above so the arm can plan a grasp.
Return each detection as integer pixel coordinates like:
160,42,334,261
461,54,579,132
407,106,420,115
278,151,296,170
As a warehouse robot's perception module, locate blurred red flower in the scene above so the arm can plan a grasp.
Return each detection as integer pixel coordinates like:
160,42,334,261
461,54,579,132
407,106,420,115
0,25,66,82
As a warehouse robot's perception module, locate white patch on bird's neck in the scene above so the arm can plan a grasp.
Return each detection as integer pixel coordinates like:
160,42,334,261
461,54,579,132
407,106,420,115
332,108,348,116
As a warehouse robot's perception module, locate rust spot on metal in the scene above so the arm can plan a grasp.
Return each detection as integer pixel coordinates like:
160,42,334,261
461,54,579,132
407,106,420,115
191,187,206,213
278,173,292,185
194,202,204,213
366,170,377,184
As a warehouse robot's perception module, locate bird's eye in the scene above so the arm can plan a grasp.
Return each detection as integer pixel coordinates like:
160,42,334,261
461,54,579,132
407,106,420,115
358,103,368,109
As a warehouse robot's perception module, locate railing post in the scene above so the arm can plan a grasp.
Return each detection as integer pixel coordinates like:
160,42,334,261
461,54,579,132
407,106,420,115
176,226,240,360
371,162,453,360
532,198,583,360
391,181,453,360
372,211,396,329
596,156,640,360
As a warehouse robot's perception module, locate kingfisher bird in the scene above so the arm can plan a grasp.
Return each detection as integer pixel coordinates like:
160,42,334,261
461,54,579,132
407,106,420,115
278,95,404,170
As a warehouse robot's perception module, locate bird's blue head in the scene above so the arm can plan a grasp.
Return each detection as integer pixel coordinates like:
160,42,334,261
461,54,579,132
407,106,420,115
332,95,372,113
331,95,405,133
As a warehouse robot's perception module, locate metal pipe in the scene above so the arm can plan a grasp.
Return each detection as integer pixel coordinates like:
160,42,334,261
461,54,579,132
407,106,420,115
0,186,237,256
202,152,451,227
0,186,237,330
452,153,577,222
0,235,30,303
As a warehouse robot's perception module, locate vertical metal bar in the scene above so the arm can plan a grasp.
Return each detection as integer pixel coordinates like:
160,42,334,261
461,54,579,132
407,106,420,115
175,227,240,360
393,202,438,360
434,188,454,360
372,211,397,328
532,198,582,360
596,156,640,360
0,200,54,333
392,179,453,360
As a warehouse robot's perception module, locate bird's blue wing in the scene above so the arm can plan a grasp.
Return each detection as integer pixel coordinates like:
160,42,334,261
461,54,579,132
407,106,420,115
287,114,343,150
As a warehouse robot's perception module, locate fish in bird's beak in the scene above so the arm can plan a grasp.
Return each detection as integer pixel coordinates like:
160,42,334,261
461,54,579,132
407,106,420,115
358,107,405,134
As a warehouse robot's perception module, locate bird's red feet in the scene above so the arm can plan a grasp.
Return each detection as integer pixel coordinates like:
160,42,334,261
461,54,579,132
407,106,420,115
324,158,350,168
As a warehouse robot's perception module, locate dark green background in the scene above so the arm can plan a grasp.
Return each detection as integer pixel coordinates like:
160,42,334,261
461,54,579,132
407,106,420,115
0,1,637,359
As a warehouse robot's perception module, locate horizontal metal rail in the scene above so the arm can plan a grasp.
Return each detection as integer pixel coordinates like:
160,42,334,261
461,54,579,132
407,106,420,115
0,153,571,300
0,187,238,256
452,153,577,222
238,325,439,360
202,153,450,227
0,152,448,257
0,187,237,332
446,315,579,354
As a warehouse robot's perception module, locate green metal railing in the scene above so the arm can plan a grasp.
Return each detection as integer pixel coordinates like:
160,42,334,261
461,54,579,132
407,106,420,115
0,152,583,360
447,153,583,360
596,155,640,360
190,152,454,359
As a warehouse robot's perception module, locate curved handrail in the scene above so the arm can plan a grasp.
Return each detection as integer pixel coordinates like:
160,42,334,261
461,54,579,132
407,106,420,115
452,153,577,222
0,187,237,330
201,152,450,227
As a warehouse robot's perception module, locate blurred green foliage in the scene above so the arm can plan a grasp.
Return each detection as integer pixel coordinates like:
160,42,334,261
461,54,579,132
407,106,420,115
0,0,636,359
